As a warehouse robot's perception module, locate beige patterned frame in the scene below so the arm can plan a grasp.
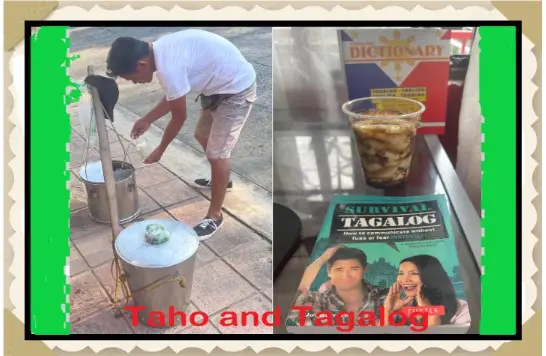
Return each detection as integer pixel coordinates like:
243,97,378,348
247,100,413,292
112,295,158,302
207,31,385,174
4,1,541,355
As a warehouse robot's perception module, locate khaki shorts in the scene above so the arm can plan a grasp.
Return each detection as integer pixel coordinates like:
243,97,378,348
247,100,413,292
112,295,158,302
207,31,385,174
195,83,257,159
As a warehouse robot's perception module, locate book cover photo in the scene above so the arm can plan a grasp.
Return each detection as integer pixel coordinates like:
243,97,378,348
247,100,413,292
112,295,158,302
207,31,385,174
285,194,471,334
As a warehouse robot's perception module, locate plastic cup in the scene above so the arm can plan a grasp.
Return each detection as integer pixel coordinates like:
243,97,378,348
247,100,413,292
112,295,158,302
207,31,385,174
133,137,152,161
341,96,425,188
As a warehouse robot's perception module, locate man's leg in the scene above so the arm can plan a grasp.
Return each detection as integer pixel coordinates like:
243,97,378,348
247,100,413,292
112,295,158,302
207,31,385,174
194,109,211,152
193,83,257,240
193,110,233,191
206,157,231,220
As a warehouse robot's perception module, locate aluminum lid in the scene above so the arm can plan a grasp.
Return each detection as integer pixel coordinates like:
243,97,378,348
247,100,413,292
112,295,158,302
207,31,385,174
115,219,199,268
79,161,105,183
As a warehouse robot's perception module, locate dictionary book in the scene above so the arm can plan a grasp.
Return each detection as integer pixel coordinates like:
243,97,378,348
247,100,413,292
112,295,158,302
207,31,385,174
337,28,451,135
285,194,471,334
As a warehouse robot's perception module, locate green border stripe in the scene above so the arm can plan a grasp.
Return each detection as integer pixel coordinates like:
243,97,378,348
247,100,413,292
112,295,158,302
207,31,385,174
30,26,72,335
480,26,517,335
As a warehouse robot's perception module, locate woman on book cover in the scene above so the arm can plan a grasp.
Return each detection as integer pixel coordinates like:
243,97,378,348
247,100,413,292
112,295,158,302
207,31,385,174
383,254,471,325
285,245,389,326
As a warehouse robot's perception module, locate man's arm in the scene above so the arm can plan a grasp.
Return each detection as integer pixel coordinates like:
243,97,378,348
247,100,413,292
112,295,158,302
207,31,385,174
143,96,171,124
158,95,187,151
298,256,328,292
298,245,343,291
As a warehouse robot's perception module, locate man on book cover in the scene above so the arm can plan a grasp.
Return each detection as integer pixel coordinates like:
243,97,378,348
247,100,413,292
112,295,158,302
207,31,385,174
286,246,389,326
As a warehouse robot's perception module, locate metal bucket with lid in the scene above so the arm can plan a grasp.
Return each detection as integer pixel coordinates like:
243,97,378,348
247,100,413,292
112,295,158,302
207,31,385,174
79,160,140,224
114,219,199,328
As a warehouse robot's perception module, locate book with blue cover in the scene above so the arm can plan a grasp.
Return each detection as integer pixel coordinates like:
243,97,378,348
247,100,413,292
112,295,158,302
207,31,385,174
285,194,471,334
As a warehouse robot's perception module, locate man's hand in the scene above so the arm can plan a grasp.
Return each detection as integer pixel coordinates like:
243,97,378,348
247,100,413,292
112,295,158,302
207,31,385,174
131,118,151,139
143,146,165,164
299,244,344,293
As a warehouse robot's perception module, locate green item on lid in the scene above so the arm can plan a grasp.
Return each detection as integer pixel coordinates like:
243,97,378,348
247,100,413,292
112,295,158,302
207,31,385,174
145,223,171,244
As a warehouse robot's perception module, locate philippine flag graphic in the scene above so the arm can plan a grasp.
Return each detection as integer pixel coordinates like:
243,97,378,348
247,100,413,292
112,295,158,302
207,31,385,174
339,29,451,135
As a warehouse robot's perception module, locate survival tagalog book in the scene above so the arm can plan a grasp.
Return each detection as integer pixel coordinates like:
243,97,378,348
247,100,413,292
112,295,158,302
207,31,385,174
285,194,471,334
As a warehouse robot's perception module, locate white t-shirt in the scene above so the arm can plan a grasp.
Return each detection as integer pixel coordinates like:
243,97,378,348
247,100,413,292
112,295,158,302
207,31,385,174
152,29,256,100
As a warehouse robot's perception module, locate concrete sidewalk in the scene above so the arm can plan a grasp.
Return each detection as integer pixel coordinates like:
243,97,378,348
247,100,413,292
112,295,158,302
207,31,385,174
68,27,273,334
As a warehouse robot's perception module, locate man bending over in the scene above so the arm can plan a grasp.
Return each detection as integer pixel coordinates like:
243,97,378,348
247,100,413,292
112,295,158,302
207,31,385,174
105,29,257,240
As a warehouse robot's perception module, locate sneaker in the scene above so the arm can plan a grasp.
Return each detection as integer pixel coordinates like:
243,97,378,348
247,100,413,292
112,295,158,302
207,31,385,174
194,178,233,191
193,215,224,241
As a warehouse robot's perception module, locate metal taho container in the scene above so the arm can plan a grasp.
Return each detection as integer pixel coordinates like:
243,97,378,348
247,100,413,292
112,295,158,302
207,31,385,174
79,160,140,224
114,219,199,328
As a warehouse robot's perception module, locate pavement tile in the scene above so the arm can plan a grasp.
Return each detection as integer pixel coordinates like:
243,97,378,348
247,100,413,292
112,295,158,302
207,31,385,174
70,134,86,150
144,179,199,207
204,217,264,258
70,242,89,276
192,181,273,241
211,294,274,334
72,307,134,334
135,164,177,188
137,190,161,215
195,243,216,266
107,128,125,143
92,260,118,302
72,226,115,268
70,208,109,240
166,197,211,227
71,121,86,137
223,240,272,296
177,323,221,334
191,259,257,315
167,198,260,257
106,140,137,158
71,128,83,139
71,117,122,144
69,110,82,127
69,271,111,323
70,148,101,169
69,171,88,212
220,191,273,240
